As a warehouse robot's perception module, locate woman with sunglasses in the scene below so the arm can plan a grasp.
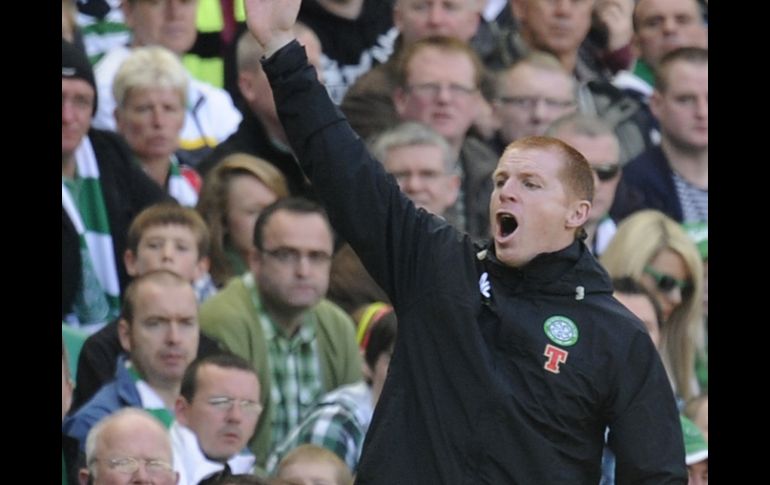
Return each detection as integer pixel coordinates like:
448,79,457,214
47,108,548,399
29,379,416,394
601,210,705,405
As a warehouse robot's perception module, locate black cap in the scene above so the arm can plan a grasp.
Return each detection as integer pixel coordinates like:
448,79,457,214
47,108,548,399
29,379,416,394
62,39,97,115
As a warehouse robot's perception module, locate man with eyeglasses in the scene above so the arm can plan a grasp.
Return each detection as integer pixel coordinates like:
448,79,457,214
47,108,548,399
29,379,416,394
199,197,361,467
393,35,499,239
80,408,179,485
370,121,461,223
341,0,484,141
546,112,622,256
171,354,263,483
491,52,577,154
492,0,657,165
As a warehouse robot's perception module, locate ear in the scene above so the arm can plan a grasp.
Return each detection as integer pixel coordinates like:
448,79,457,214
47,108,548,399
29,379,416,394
393,3,405,32
360,348,373,381
649,90,663,120
443,174,462,210
510,0,527,21
237,71,257,103
114,107,124,132
118,318,132,353
121,1,135,29
491,98,506,121
174,396,190,426
248,247,261,277
193,255,210,281
393,87,409,118
78,468,90,485
124,249,138,277
565,199,591,230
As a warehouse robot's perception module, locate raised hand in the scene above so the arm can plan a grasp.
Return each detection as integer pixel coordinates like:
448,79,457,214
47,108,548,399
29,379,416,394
595,0,634,52
243,0,302,58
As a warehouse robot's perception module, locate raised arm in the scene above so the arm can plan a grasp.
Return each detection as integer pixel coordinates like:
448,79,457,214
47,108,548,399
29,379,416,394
243,0,301,57
245,0,467,309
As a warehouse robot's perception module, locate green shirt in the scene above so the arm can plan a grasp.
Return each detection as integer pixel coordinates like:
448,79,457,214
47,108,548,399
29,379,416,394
198,273,362,466
247,275,323,446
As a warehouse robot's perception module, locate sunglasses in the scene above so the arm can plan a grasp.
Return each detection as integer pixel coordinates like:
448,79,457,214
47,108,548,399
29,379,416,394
592,164,621,182
644,266,693,295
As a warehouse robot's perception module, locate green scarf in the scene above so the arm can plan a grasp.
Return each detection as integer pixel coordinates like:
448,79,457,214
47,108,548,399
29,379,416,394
633,58,656,87
126,362,175,428
62,137,120,329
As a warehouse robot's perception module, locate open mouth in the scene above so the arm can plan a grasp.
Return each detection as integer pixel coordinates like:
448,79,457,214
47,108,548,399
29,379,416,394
498,213,518,237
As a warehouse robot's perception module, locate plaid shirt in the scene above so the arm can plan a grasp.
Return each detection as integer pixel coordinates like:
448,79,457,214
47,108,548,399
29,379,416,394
256,298,323,447
266,381,373,473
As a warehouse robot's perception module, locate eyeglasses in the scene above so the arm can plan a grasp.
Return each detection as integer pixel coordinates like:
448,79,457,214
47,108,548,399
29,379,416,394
261,247,332,267
407,82,477,99
644,266,693,294
591,164,621,182
497,95,575,111
95,457,173,476
206,396,264,415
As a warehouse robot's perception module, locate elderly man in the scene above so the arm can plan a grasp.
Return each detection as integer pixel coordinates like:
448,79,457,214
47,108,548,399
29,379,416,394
79,408,179,485
370,121,460,222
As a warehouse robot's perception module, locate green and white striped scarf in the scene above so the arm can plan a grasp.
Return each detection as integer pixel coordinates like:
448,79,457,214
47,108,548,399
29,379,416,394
62,137,121,331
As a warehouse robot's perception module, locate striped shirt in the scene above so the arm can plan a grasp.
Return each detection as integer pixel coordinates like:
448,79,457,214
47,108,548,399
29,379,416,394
673,171,708,223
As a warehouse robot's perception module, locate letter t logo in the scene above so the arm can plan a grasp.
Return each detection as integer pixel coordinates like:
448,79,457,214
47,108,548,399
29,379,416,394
543,344,568,374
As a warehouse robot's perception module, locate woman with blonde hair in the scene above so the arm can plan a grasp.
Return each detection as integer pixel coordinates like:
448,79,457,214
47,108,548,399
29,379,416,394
197,153,289,287
113,46,201,206
601,210,704,403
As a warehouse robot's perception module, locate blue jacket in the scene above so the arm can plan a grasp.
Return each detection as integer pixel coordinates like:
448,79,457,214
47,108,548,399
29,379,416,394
614,145,683,222
62,355,141,450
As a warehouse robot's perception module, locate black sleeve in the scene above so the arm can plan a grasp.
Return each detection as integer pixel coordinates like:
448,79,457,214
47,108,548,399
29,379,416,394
607,330,688,484
70,321,123,413
263,41,462,308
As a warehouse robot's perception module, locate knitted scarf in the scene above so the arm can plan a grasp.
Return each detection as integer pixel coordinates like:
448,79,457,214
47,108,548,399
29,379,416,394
62,136,120,330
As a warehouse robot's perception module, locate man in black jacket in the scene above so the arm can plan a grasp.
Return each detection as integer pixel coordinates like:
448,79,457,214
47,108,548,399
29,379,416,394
240,2,687,483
